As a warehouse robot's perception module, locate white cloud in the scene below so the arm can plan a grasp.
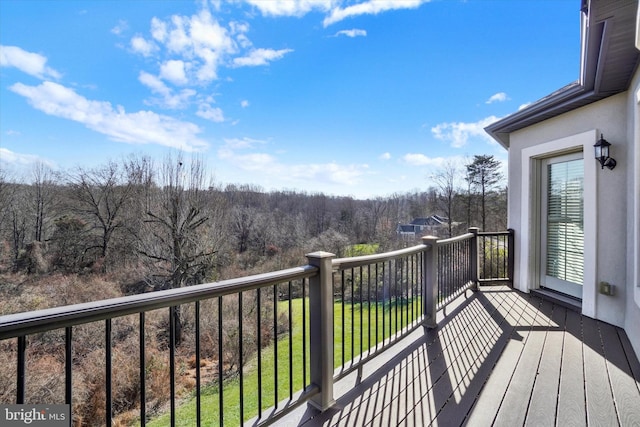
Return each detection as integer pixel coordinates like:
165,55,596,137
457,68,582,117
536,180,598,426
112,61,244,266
131,36,157,57
5,130,21,136
160,60,189,85
218,137,368,186
380,152,391,160
138,71,196,109
291,162,369,185
240,100,250,108
403,153,442,166
230,21,250,35
130,3,293,111
0,45,61,79
233,48,294,67
0,148,54,167
323,0,428,27
431,115,501,148
335,29,367,38
402,154,468,169
485,92,509,104
111,20,128,35
196,104,225,122
223,137,266,149
153,9,234,83
150,17,167,42
518,102,531,111
246,0,335,17
189,9,234,53
10,81,208,151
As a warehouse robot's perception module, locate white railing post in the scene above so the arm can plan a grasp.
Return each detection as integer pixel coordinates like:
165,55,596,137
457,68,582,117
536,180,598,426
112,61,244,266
306,251,336,411
469,227,480,291
422,236,438,329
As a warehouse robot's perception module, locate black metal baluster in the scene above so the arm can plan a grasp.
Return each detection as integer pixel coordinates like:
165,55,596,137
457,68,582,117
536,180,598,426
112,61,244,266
65,327,72,409
375,263,379,349
454,243,458,294
218,296,223,425
503,235,507,278
106,319,113,427
367,264,371,353
341,270,345,367
404,256,408,329
359,266,363,358
400,258,404,332
16,336,25,404
273,285,278,408
437,248,442,302
257,288,262,418
140,312,146,426
288,282,293,400
395,260,399,336
302,279,307,386
169,308,175,427
410,255,414,324
351,268,354,362
239,292,244,424
195,302,201,427
387,260,391,340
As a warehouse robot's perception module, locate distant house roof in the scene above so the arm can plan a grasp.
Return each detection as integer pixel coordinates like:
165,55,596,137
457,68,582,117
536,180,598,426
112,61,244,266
398,225,417,233
485,0,640,148
411,216,448,226
411,218,431,226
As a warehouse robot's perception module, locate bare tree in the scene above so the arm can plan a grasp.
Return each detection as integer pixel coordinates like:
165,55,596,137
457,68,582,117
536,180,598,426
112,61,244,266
10,196,28,266
140,155,216,289
0,169,16,266
66,160,137,270
30,162,57,243
432,161,460,237
360,197,388,242
0,169,11,222
138,155,218,344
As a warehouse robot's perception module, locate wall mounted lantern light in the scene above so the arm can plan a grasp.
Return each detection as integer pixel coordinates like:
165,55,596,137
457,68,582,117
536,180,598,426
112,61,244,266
594,134,617,170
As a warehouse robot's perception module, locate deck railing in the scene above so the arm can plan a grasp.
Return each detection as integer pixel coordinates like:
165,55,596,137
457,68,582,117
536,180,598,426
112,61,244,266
0,228,512,426
478,229,514,284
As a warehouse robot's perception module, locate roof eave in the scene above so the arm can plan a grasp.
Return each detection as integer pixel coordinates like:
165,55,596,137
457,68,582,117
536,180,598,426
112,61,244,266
485,0,640,149
485,83,585,148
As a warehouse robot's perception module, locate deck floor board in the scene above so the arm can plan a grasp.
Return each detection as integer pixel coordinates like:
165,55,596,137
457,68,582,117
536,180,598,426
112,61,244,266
583,316,618,426
599,321,640,426
281,286,640,427
524,302,565,427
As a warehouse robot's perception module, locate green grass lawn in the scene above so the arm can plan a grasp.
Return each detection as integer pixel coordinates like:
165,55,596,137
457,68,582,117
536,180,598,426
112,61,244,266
343,243,380,257
147,296,422,426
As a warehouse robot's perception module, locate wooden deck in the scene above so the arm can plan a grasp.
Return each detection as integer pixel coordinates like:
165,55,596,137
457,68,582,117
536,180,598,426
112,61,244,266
280,286,640,426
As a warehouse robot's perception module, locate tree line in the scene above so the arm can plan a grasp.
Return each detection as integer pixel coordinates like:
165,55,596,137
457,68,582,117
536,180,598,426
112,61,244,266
0,153,505,423
0,153,506,289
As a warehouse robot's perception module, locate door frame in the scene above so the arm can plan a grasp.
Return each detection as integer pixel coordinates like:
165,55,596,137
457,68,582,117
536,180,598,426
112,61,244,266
518,130,598,318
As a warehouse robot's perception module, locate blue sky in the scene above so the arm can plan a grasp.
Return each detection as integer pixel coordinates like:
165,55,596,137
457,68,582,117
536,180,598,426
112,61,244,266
0,0,580,198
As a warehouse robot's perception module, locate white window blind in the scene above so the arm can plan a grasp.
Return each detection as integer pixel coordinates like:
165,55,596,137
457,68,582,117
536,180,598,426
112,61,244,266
546,159,584,285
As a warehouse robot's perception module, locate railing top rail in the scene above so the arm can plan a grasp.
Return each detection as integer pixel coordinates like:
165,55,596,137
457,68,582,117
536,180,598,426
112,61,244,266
0,265,318,340
437,232,474,246
477,230,513,236
332,243,429,270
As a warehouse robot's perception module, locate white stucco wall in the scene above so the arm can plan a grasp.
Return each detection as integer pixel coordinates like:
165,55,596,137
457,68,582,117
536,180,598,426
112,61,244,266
507,92,629,329
625,66,640,358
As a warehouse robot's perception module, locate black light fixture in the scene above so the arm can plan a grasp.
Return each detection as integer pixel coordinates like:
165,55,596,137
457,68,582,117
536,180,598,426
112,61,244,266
594,134,616,170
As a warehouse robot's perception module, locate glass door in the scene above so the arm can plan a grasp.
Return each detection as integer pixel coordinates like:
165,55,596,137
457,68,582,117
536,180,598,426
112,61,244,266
540,153,584,299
